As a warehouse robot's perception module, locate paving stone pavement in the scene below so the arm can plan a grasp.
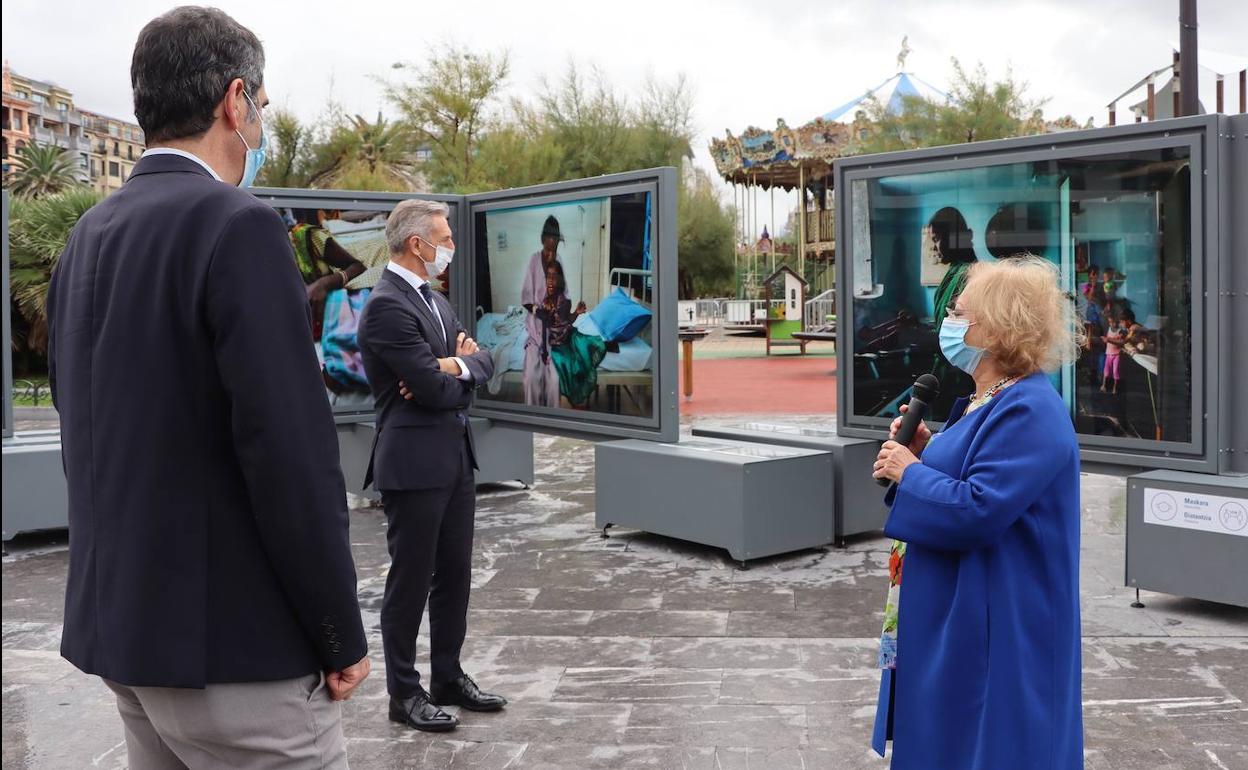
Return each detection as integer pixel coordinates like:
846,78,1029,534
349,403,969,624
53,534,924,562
3,418,1247,769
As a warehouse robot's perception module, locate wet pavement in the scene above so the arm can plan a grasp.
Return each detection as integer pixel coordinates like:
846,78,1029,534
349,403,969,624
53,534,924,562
3,419,1247,769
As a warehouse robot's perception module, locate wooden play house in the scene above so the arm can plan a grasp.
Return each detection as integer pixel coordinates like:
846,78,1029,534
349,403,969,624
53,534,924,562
764,265,808,355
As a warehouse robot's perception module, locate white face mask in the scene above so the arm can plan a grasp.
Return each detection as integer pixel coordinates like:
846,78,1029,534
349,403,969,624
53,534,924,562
417,237,454,277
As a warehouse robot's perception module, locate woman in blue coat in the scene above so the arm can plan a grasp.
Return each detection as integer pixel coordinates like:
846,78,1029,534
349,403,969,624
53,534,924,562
871,255,1085,769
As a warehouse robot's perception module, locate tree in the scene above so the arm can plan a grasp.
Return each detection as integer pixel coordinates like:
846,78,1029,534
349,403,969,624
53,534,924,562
677,167,736,299
382,45,510,192
303,112,420,192
535,64,630,180
860,59,1048,153
257,106,310,188
8,188,103,355
8,141,81,198
471,120,563,191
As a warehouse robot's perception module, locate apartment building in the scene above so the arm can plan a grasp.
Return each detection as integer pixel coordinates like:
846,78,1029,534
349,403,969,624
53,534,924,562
2,61,145,194
81,110,146,195
2,63,34,181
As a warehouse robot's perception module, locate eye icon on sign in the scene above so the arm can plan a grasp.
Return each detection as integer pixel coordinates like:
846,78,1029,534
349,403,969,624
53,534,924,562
1219,502,1247,532
1150,493,1178,521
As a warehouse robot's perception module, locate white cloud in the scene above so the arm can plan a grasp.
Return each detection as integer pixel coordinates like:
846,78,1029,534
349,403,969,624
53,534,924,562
3,0,1245,227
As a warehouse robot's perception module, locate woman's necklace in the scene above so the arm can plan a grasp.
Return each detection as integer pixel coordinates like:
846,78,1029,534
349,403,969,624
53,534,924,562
969,376,1017,410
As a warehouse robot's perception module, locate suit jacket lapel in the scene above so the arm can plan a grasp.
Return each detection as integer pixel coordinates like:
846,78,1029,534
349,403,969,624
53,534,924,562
383,270,447,356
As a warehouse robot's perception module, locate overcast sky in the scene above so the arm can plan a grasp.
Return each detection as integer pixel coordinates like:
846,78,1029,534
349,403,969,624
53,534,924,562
4,0,1246,232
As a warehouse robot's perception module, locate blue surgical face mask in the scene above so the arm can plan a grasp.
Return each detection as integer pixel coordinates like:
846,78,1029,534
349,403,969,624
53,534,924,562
235,91,267,188
939,318,985,375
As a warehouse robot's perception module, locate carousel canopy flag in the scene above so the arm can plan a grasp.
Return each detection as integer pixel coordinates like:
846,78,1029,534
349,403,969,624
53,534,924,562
820,72,949,124
709,39,948,190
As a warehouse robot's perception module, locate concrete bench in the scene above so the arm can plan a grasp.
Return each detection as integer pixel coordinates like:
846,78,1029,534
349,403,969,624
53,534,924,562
595,437,833,565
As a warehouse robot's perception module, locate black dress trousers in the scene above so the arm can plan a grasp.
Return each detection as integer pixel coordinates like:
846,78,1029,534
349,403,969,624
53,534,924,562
379,438,476,697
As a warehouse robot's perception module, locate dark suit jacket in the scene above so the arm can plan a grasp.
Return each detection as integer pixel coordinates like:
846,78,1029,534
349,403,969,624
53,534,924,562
46,153,367,688
358,269,493,491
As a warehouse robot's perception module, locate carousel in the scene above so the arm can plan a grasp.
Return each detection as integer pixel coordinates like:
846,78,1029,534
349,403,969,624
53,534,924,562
710,41,947,302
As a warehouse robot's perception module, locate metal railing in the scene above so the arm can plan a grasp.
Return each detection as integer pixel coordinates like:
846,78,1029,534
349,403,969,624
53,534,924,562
724,299,786,325
804,289,837,331
724,299,764,325
694,298,729,325
12,380,52,407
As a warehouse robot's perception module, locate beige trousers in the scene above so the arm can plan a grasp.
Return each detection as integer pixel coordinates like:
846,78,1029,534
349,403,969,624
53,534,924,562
103,673,348,770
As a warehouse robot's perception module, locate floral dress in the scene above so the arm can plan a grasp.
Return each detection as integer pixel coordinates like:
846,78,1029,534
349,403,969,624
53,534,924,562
878,540,905,669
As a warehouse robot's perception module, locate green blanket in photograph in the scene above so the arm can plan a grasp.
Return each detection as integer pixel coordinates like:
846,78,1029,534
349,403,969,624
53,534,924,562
551,329,608,406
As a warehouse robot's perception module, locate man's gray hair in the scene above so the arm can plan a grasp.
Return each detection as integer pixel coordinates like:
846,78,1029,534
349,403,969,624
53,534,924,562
387,199,450,255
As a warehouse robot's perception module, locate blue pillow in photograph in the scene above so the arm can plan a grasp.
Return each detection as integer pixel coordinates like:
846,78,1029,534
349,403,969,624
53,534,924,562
587,287,652,343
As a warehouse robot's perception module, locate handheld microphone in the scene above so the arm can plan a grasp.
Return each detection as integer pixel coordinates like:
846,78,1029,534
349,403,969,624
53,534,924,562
877,373,940,487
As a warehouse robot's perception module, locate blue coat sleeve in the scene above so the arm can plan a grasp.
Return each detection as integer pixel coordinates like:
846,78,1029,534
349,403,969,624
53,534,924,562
884,397,1072,551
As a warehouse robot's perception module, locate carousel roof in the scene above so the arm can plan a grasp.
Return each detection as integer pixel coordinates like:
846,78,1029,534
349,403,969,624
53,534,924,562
820,72,948,123
709,66,949,190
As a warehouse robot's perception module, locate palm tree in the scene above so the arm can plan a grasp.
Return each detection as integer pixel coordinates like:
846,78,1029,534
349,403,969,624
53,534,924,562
8,141,82,198
8,187,103,354
307,113,421,191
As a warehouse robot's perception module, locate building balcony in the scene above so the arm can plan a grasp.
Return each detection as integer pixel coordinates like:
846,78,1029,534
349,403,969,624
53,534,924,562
29,102,84,125
33,127,55,144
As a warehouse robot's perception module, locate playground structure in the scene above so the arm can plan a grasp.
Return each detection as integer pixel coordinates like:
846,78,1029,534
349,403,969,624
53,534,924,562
763,265,808,355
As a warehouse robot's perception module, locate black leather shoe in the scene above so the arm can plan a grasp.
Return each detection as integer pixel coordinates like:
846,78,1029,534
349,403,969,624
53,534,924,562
430,673,508,712
389,689,458,732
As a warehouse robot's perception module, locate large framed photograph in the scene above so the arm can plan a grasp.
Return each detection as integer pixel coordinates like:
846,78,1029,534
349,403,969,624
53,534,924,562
835,119,1215,473
252,189,463,421
466,169,678,442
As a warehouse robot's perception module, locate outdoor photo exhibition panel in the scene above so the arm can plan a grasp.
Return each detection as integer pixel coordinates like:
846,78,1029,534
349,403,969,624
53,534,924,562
465,168,679,443
835,115,1236,474
251,188,464,422
254,167,678,443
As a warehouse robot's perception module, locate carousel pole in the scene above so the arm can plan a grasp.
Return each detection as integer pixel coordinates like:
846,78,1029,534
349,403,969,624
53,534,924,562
752,172,759,288
733,179,743,249
770,183,776,275
734,182,741,297
798,164,807,281
748,173,754,291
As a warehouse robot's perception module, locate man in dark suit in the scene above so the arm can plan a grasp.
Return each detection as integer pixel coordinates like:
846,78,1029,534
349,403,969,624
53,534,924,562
46,8,368,767
358,199,507,732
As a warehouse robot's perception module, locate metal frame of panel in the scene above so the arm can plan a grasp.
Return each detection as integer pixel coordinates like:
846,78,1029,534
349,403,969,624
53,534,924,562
253,169,678,443
834,115,1230,474
1219,114,1248,476
463,167,679,443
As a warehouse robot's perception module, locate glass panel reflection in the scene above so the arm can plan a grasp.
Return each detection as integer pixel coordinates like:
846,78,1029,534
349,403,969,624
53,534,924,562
848,146,1192,444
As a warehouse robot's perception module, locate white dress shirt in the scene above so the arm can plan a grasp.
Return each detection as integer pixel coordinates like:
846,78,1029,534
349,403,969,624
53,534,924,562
140,147,223,181
385,262,472,381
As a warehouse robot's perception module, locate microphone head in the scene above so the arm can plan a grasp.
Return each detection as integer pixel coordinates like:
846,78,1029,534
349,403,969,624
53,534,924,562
911,373,940,402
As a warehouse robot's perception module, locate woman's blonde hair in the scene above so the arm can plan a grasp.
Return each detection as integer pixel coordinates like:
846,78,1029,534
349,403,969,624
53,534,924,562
958,254,1085,376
